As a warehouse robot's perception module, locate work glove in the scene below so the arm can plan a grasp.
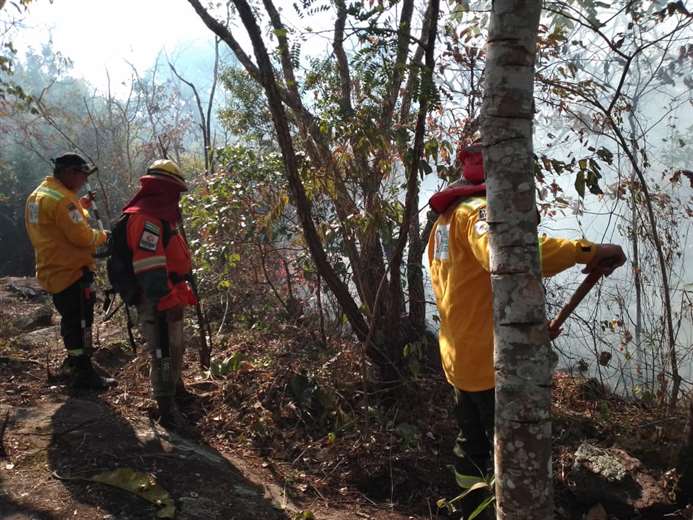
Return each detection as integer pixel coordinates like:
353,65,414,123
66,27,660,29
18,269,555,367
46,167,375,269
79,195,93,209
583,243,626,276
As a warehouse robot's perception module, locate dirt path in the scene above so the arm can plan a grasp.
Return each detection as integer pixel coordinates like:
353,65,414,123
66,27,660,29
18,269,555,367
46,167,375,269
0,277,424,520
1,398,294,519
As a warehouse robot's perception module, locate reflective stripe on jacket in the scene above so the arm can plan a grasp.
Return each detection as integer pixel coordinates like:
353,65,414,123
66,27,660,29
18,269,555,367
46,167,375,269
25,176,107,293
126,212,196,311
427,196,597,392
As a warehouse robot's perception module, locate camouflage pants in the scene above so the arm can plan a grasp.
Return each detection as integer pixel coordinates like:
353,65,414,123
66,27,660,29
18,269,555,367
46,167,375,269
136,300,185,399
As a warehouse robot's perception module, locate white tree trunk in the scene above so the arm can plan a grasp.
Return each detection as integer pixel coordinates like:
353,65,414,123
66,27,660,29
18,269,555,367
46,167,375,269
480,0,551,518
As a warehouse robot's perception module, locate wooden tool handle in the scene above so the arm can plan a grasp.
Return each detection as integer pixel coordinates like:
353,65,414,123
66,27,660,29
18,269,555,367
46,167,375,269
548,270,602,338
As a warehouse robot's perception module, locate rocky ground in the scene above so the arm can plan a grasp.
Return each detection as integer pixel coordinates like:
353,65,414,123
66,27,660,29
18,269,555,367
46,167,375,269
0,276,691,520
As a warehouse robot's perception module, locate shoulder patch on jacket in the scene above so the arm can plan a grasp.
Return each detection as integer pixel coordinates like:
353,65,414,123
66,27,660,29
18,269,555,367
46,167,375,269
434,224,450,261
27,202,39,224
474,220,489,236
139,222,160,252
477,207,487,222
67,203,83,224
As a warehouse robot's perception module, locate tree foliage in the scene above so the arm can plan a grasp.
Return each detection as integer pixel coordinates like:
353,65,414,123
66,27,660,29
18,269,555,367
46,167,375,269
188,0,444,379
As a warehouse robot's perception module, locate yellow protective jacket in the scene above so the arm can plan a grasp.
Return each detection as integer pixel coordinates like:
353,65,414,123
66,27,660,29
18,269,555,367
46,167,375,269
25,176,107,294
427,195,597,392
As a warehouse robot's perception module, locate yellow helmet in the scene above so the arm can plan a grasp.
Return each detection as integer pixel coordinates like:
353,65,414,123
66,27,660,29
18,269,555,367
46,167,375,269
145,159,187,190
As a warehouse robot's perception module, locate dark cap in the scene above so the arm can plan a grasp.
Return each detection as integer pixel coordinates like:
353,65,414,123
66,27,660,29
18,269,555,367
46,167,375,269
53,153,96,175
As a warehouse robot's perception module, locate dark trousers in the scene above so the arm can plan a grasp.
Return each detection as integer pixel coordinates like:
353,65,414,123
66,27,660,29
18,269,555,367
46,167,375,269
453,387,495,518
52,272,94,355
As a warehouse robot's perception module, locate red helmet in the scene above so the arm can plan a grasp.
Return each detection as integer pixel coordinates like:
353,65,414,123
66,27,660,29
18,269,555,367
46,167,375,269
457,143,484,184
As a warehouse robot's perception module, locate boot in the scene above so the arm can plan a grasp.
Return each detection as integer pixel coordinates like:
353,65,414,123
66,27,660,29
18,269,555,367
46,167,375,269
156,396,189,432
68,356,117,391
175,379,196,405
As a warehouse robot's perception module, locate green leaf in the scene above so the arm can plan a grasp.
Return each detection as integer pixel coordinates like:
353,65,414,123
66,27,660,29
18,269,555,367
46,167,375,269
575,171,586,198
588,158,602,173
210,352,244,377
454,471,486,490
587,170,604,195
551,159,565,174
468,495,495,519
293,512,315,520
89,468,175,518
541,156,553,172
454,0,470,14
424,138,439,161
419,159,433,176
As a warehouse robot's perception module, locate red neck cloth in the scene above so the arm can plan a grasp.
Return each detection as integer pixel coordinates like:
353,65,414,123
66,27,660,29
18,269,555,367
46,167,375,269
122,176,184,223
428,183,486,214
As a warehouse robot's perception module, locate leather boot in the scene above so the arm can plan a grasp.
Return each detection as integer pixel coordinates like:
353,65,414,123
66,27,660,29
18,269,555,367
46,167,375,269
175,379,196,405
68,356,116,391
156,396,189,432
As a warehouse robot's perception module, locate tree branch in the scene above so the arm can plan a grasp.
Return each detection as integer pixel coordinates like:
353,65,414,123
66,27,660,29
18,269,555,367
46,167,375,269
399,0,433,125
333,0,353,116
186,0,320,148
186,0,262,83
168,57,209,168
206,36,221,171
381,0,414,125
229,0,369,339
262,0,302,107
387,0,440,326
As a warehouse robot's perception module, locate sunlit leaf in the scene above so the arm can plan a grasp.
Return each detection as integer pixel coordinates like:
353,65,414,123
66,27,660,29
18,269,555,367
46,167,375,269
575,171,586,198
454,471,487,490
89,468,175,518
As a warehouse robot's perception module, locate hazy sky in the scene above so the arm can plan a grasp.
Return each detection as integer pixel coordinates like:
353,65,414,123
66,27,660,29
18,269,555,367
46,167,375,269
13,0,337,94
15,0,215,91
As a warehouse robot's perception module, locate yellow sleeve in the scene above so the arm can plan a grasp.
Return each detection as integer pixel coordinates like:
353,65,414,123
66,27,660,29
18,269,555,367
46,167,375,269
539,236,597,277
463,204,598,277
55,199,107,248
464,208,491,272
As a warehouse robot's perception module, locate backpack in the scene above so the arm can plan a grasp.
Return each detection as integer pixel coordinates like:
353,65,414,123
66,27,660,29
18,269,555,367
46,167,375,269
106,213,172,306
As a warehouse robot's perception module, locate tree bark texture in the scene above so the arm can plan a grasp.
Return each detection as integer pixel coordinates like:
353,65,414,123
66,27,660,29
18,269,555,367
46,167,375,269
407,209,426,334
480,0,551,518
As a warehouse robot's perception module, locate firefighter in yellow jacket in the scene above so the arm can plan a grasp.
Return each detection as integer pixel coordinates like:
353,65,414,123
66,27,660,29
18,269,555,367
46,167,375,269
427,144,625,519
25,153,116,390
